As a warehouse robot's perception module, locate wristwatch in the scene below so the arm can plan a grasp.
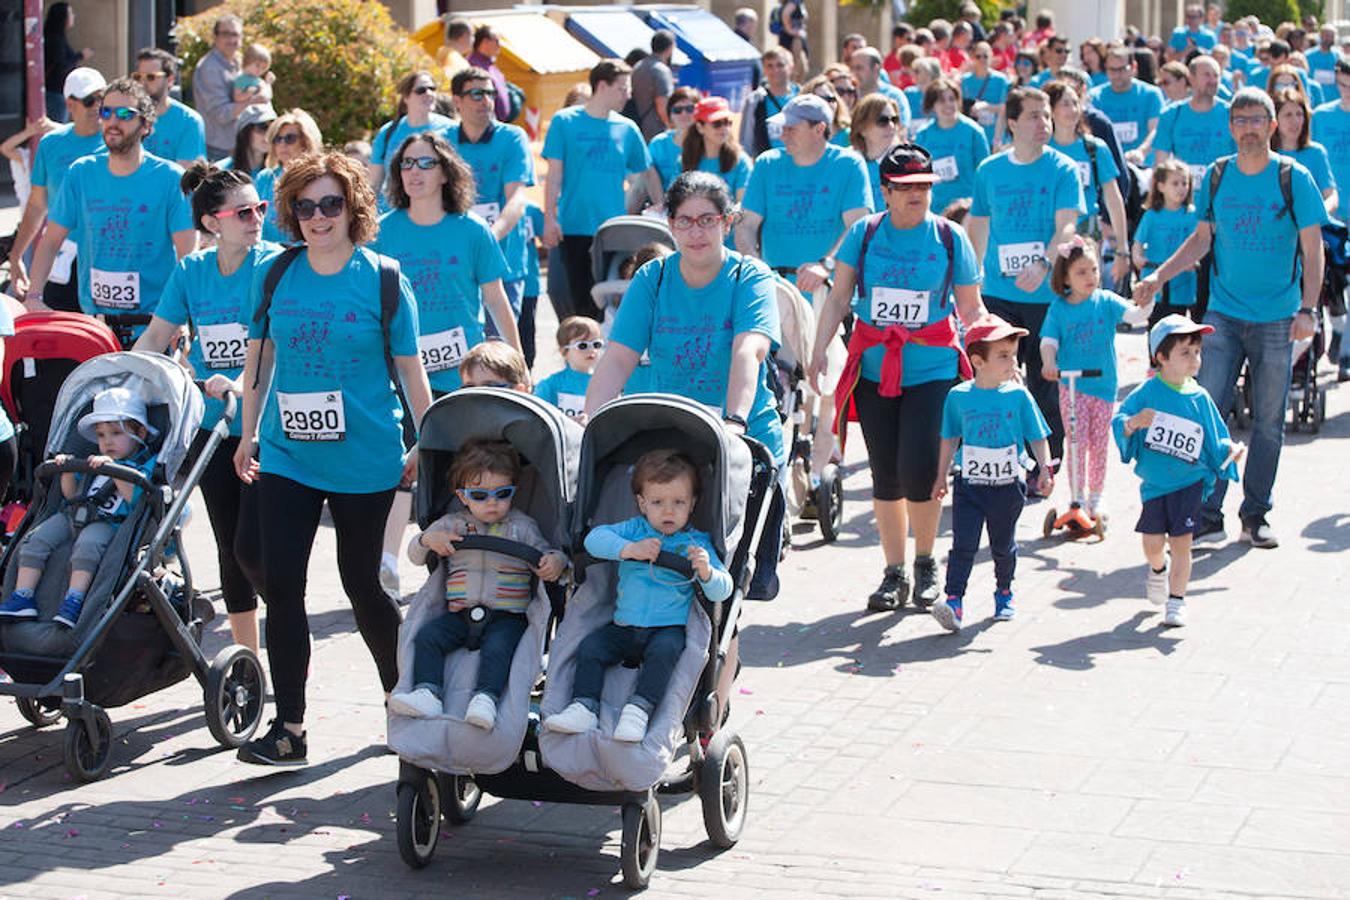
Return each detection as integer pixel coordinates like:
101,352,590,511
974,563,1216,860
1297,308,1315,316
722,413,748,429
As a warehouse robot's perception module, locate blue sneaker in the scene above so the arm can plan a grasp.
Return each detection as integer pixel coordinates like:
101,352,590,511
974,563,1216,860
993,590,1015,621
52,591,85,629
931,595,963,632
0,590,37,619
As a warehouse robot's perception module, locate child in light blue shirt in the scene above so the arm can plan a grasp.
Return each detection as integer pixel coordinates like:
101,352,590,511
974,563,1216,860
533,316,602,420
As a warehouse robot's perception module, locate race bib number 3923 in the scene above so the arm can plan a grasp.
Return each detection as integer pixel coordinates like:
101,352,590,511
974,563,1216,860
277,390,346,442
90,268,140,310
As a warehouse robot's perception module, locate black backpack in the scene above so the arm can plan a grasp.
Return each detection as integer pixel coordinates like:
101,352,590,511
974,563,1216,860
1205,156,1300,285
855,213,957,311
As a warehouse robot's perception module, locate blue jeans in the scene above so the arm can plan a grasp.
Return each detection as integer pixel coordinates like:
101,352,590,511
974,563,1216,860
572,623,686,714
45,90,69,124
944,476,1026,598
484,279,525,341
1196,311,1292,527
410,610,528,701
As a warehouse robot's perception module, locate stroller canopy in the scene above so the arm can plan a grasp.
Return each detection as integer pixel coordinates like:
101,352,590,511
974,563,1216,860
589,215,676,284
46,352,204,483
570,395,752,560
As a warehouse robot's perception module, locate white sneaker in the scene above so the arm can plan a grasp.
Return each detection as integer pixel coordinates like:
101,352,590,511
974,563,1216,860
543,701,598,734
379,553,401,598
1163,597,1187,627
612,703,649,742
1146,565,1168,606
464,692,497,730
388,687,442,718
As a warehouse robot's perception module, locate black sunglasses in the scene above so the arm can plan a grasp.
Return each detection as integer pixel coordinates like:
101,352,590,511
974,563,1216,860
460,88,496,101
874,115,901,126
272,132,302,145
670,104,697,115
71,93,103,108
399,156,439,170
292,195,345,220
411,84,436,96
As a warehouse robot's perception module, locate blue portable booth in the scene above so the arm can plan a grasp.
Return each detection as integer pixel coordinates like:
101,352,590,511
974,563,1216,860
556,7,691,70
636,5,760,111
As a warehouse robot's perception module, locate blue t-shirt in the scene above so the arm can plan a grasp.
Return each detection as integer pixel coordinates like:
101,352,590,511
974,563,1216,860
1154,100,1235,170
1251,67,1321,105
1113,375,1238,502
30,124,107,214
371,208,506,393
247,246,420,493
914,116,990,213
371,113,457,213
609,251,785,464
829,128,851,148
533,366,591,420
1307,49,1340,88
1048,134,1120,222
941,380,1051,472
960,70,1010,146
143,99,206,164
446,121,536,283
970,148,1084,304
742,144,872,270
1040,289,1131,403
1089,80,1164,154
1289,142,1337,196
760,88,799,151
903,86,928,133
583,517,732,627
49,154,193,316
254,165,287,243
523,202,544,297
155,242,281,435
1312,101,1350,220
1135,206,1200,306
0,302,13,441
697,152,753,198
835,212,980,385
649,129,683,189
1195,154,1329,321
542,106,652,236
864,157,883,213
1167,26,1216,53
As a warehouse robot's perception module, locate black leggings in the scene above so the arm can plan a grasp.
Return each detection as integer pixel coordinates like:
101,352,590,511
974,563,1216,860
256,474,401,724
559,235,602,321
187,430,258,614
0,435,16,502
853,378,952,502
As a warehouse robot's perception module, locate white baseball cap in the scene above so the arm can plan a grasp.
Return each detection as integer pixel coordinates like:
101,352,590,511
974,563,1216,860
77,387,157,443
64,67,107,101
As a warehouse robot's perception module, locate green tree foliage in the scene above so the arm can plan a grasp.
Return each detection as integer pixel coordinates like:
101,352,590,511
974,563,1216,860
1225,0,1302,29
904,0,1002,30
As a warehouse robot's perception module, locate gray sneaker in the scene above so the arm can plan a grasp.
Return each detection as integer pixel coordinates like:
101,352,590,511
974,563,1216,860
911,556,940,609
867,565,908,612
1240,518,1279,549
1192,522,1227,546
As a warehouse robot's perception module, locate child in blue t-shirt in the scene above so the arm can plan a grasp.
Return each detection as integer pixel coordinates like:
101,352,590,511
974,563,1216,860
1131,160,1200,327
1041,235,1151,520
930,316,1054,632
1113,316,1243,628
533,316,602,421
544,450,732,742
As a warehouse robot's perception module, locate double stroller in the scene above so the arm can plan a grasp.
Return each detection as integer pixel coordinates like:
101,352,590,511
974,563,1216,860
388,388,773,889
0,352,265,781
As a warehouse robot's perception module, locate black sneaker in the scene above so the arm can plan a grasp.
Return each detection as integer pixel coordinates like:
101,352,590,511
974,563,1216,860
1240,517,1279,549
911,556,940,609
237,719,308,767
867,565,908,612
1192,521,1227,547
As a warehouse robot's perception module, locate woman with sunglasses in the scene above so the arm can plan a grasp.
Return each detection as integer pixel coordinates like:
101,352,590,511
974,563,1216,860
585,172,786,600
913,76,990,214
824,64,860,114
220,104,275,177
681,97,751,203
803,74,852,148
233,151,433,767
850,94,904,212
368,71,454,204
254,108,323,242
648,86,701,190
133,163,277,655
808,144,985,613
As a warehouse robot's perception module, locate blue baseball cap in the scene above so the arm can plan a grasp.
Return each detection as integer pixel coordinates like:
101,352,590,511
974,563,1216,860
1148,314,1214,358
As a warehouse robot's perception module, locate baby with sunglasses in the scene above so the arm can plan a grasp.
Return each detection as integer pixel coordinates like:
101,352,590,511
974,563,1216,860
534,316,604,420
388,439,567,728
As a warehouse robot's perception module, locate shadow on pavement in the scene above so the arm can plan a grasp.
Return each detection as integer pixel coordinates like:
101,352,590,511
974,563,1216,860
1028,610,1183,671
1302,513,1350,553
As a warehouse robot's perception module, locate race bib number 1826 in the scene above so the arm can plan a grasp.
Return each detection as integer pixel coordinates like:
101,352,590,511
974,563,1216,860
997,241,1045,278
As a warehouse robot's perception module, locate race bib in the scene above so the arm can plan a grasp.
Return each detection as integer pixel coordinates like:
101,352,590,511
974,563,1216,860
998,241,1045,278
50,239,77,285
86,475,124,516
471,202,500,225
277,390,346,442
871,287,930,328
767,117,784,144
1112,120,1139,146
933,155,959,182
963,444,1020,485
418,327,468,374
977,108,997,126
89,268,140,310
198,322,248,370
521,214,536,241
1075,160,1092,189
556,392,586,419
1315,69,1335,85
1188,164,1207,187
1144,411,1203,463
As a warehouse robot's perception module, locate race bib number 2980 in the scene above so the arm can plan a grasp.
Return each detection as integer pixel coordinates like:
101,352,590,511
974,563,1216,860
277,390,346,442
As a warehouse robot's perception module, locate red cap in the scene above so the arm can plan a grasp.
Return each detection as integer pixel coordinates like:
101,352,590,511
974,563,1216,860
694,96,733,123
964,313,1030,347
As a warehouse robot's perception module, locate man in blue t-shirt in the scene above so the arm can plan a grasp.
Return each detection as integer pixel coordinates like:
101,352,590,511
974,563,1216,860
1306,25,1340,91
1154,55,1235,180
738,46,801,157
7,66,108,312
1167,4,1216,60
1135,88,1328,551
1090,46,1164,164
542,58,662,322
133,47,206,167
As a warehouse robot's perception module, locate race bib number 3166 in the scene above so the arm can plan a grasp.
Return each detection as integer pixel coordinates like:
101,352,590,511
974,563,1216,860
1144,411,1203,463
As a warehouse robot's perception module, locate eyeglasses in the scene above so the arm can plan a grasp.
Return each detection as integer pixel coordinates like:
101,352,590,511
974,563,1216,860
411,84,436,96
99,106,140,122
874,115,901,126
459,485,517,502
1232,115,1271,128
564,339,606,352
704,119,733,129
815,93,838,105
460,88,497,101
670,104,697,115
272,132,302,145
671,213,725,231
292,195,346,220
213,200,269,223
399,156,439,170
835,85,858,96
131,71,167,83
71,94,102,108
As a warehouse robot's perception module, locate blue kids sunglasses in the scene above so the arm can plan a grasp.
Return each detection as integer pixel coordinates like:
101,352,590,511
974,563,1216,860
459,485,517,502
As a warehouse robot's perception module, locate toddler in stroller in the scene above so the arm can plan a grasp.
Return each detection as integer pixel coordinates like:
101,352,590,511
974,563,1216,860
387,437,568,727
0,388,157,627
544,448,732,742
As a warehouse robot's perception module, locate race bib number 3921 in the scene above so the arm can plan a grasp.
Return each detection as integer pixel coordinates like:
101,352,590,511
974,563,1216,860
418,327,469,374
89,268,140,310
1144,411,1203,463
963,444,1020,486
277,390,346,442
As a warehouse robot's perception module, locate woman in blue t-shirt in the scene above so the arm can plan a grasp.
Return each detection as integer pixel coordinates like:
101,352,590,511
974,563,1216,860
134,163,276,657
367,71,455,205
680,97,753,202
586,172,786,600
850,95,904,212
255,109,323,243
1272,88,1340,219
648,86,700,191
233,151,434,768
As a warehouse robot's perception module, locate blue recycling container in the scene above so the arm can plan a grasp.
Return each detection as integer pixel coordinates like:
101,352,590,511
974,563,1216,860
637,5,760,110
560,8,691,70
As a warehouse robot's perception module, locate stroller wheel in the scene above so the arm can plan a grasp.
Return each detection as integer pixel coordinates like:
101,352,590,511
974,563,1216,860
1043,508,1058,539
620,796,662,889
63,706,113,782
699,729,749,848
15,697,61,729
205,645,266,749
1314,389,1327,433
443,773,481,825
817,466,844,543
396,770,441,869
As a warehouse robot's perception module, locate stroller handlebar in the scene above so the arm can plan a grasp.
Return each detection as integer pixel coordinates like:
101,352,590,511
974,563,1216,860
192,382,240,426
1060,368,1104,379
35,458,156,494
573,548,698,580
451,534,545,569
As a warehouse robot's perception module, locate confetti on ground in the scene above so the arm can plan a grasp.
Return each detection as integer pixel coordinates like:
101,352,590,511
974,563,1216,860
64,828,79,838
587,890,601,897
738,688,753,695
531,801,543,807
